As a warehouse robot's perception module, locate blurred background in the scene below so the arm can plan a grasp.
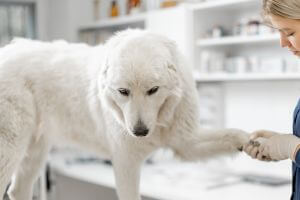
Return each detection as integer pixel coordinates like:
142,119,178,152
1,0,298,199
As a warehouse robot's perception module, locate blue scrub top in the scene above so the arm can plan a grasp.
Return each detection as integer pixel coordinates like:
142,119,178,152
292,99,300,200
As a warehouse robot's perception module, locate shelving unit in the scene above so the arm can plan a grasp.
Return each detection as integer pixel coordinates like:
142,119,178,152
191,0,298,78
0,0,36,4
79,13,146,31
78,12,146,45
188,0,259,11
196,33,280,47
189,0,300,132
194,72,300,82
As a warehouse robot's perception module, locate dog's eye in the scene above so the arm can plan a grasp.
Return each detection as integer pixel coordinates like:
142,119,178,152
147,86,159,96
118,88,130,96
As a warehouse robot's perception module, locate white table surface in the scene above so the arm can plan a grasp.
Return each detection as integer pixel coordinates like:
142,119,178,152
49,152,292,200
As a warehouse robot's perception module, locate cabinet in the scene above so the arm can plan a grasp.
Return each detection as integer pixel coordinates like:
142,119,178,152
79,13,146,45
0,0,36,46
187,0,300,130
0,0,47,46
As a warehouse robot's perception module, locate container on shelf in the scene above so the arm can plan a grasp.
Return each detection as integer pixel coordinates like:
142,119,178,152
110,0,119,17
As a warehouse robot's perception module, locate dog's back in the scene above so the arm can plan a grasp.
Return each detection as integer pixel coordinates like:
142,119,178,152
0,39,111,199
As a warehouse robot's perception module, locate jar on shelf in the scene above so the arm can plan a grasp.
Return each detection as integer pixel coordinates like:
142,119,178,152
239,18,248,35
233,57,248,73
247,18,260,35
260,57,284,73
211,25,225,38
248,56,260,73
283,56,300,73
233,22,242,36
199,51,226,73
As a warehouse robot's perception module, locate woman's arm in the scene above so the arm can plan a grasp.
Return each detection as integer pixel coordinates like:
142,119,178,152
244,130,300,162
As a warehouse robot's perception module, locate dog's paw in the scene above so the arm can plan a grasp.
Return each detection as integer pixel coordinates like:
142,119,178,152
224,129,250,152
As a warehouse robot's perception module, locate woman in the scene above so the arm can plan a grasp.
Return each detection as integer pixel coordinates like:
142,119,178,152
243,1,300,199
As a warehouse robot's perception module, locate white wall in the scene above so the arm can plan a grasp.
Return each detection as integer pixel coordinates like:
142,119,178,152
146,6,194,66
224,80,300,133
222,80,300,178
46,0,93,42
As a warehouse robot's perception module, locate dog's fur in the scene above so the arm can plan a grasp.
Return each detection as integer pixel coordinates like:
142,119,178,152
0,29,249,200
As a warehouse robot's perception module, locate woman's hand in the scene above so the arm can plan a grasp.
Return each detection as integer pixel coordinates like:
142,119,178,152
249,129,279,140
258,134,300,161
243,130,279,161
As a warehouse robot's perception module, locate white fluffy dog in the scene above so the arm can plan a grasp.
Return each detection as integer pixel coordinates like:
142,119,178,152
0,29,249,200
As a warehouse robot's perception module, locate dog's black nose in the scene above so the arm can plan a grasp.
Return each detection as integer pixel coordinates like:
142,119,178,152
133,121,149,137
134,128,149,137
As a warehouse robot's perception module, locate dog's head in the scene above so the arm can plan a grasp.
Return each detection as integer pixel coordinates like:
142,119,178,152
99,29,183,137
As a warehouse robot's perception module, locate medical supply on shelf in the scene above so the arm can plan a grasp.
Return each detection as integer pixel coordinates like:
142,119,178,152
260,57,284,73
198,52,298,75
110,0,119,17
247,18,260,35
127,0,142,15
199,51,226,73
93,0,100,20
161,0,178,8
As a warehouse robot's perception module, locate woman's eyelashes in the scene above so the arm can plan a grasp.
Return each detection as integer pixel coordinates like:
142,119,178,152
147,86,159,96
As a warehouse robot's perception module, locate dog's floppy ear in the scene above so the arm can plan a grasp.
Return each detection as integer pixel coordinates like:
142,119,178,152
157,85,182,127
98,57,110,90
158,64,183,127
157,37,186,127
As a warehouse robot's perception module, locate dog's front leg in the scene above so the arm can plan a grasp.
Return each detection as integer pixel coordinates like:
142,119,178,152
171,128,250,161
112,151,143,200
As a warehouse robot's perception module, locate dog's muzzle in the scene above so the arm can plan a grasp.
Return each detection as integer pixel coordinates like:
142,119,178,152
133,120,149,137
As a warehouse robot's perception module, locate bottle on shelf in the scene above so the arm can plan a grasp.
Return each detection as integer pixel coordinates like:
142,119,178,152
93,0,100,20
110,0,119,17
127,0,141,15
161,0,178,8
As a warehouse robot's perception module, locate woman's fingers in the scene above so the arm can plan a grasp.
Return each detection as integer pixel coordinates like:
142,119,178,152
250,146,259,158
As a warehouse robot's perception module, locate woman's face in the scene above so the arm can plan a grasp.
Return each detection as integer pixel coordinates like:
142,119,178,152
269,14,300,57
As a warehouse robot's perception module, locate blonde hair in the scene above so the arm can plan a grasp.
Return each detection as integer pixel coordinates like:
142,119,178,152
263,0,300,24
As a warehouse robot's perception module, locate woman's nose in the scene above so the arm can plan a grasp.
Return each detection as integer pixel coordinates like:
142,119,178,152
280,33,291,48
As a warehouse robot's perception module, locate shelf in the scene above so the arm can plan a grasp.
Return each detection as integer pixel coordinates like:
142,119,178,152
194,73,300,82
79,13,146,31
188,0,259,11
0,0,36,5
196,34,280,47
